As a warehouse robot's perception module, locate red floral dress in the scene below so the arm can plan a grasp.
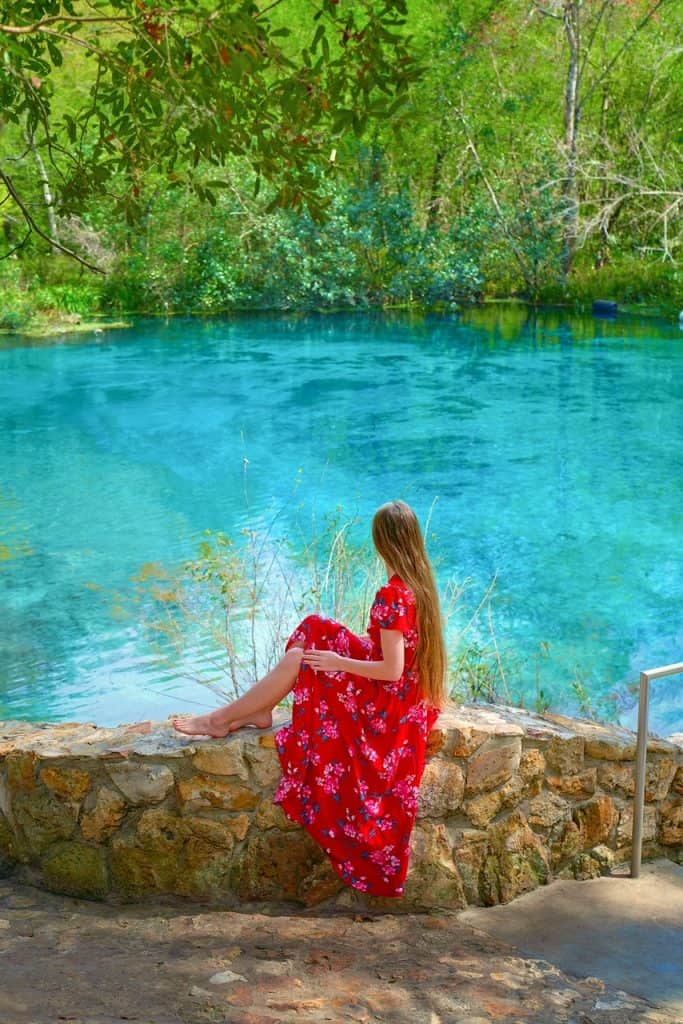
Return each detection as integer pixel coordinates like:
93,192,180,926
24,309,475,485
273,574,441,897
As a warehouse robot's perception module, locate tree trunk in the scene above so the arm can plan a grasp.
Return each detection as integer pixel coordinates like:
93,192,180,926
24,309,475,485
562,0,581,278
25,132,60,252
426,145,445,233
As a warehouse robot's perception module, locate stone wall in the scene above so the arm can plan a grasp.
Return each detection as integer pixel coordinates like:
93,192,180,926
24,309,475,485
0,703,681,911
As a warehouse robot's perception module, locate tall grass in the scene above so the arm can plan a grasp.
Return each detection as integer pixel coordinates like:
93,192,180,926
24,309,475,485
129,493,528,713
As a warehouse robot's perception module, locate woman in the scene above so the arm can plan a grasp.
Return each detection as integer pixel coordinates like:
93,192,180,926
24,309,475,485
173,500,447,897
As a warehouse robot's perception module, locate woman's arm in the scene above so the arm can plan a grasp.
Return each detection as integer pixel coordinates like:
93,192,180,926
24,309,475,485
303,629,404,682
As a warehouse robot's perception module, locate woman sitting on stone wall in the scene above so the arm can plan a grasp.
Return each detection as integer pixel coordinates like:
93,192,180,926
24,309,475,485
173,500,448,898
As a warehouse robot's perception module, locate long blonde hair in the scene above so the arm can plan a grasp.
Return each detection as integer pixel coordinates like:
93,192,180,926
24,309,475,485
372,500,448,709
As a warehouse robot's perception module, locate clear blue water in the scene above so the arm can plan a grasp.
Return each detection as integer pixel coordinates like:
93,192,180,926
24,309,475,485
1,307,681,734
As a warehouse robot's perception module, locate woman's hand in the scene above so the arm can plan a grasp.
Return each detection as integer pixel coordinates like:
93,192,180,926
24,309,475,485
303,648,345,673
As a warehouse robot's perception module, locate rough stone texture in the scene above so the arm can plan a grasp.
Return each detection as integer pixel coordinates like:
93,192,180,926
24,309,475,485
527,790,571,829
177,773,260,812
574,795,619,848
41,840,108,898
80,786,126,841
465,736,522,796
481,810,550,905
401,821,467,910
547,767,597,797
417,759,465,818
0,704,680,912
617,804,657,848
105,761,174,805
659,800,683,847
192,743,250,781
11,789,79,854
519,746,546,782
40,765,92,801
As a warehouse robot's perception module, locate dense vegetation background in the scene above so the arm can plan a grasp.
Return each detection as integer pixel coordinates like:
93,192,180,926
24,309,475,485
1,0,681,331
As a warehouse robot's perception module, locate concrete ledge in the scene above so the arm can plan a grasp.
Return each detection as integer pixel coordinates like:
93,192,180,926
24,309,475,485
1,702,681,911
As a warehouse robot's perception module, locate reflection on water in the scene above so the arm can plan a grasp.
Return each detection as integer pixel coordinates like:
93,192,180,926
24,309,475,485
0,306,681,733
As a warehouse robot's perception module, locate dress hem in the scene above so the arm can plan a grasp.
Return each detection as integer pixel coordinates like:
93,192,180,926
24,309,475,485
273,793,406,900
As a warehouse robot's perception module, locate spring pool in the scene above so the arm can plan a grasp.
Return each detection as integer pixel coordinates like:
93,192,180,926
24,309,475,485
0,306,681,733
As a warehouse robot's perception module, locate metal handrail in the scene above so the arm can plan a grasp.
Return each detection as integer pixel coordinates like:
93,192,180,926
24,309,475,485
631,661,683,878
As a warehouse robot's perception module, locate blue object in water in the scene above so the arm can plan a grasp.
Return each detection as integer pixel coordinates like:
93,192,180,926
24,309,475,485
593,300,619,317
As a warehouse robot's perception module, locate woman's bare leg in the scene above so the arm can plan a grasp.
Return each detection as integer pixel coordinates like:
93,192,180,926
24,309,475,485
171,646,304,737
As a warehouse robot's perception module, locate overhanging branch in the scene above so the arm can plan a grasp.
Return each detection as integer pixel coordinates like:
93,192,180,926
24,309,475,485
0,169,105,273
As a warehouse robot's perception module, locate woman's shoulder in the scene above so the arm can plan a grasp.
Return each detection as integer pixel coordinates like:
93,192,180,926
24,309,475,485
386,574,416,604
370,575,416,627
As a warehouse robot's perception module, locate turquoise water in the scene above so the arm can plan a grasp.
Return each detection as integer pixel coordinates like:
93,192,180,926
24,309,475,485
0,307,681,733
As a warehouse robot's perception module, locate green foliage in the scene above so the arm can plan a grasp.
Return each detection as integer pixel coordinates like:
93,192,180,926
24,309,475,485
0,0,421,231
541,256,681,314
2,0,681,315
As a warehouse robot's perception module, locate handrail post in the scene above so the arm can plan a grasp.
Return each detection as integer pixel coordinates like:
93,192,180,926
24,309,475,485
630,672,650,878
630,661,683,878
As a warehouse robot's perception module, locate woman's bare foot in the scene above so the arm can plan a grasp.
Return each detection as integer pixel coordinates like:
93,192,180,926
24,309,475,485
171,708,273,737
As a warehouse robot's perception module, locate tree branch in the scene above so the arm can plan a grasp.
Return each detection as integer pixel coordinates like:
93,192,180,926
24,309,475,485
0,169,105,273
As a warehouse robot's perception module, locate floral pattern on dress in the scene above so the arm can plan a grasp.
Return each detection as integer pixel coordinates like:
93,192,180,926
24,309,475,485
273,574,441,898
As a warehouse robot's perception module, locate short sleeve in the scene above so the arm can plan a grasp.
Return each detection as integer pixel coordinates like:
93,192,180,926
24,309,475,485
369,583,412,633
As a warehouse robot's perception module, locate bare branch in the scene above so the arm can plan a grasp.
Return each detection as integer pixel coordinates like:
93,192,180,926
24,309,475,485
0,169,105,273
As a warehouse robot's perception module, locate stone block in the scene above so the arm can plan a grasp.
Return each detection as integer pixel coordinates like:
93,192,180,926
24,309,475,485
0,812,17,876
299,857,345,906
218,812,252,841
242,737,282,790
441,704,522,758
590,844,616,871
480,810,550,905
659,800,683,846
231,828,326,902
616,803,657,848
563,852,602,880
586,736,637,760
105,762,174,805
546,768,596,798
551,819,583,869
40,766,92,802
463,789,503,829
109,837,180,898
644,758,678,801
465,736,521,796
80,787,126,842
596,761,635,796
254,798,298,832
404,822,467,910
519,747,546,782
12,789,79,853
182,814,238,850
543,714,638,760
573,795,618,848
177,837,235,897
498,774,524,810
0,771,12,823
177,774,259,813
42,840,108,899
192,741,250,781
258,731,278,750
451,828,488,905
417,761,465,818
5,751,38,793
672,766,683,796
545,735,585,774
527,791,571,830
425,726,446,758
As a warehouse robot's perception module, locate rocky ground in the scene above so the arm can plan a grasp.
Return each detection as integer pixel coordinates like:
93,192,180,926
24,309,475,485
0,877,678,1024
